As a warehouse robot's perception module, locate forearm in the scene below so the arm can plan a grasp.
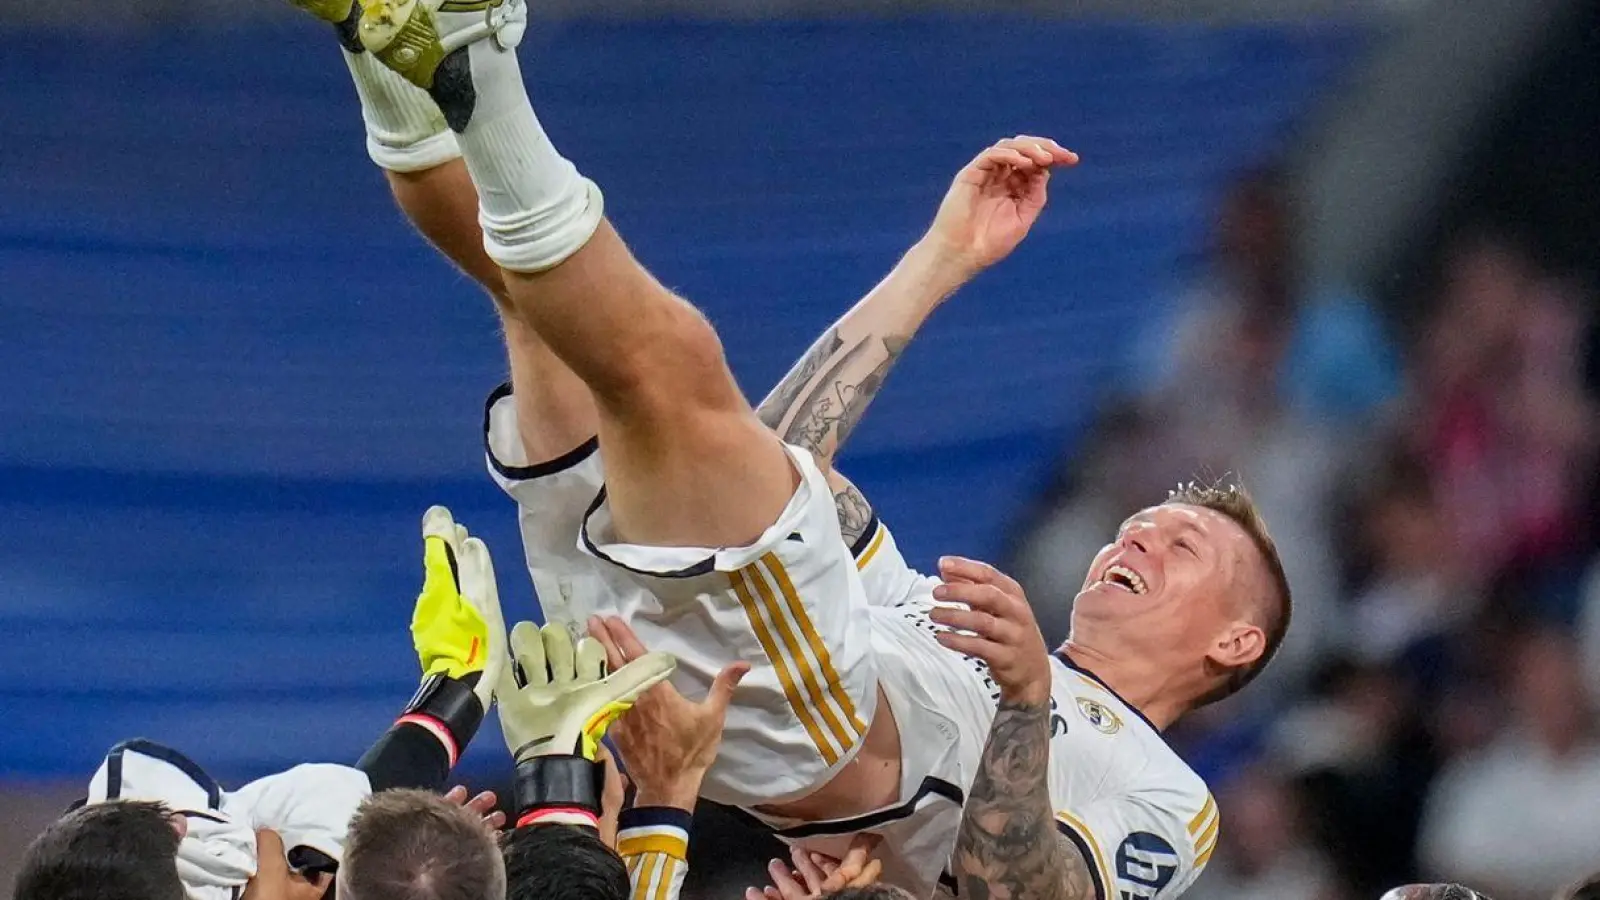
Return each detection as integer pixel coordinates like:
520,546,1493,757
756,239,973,465
955,699,1098,900
359,675,483,793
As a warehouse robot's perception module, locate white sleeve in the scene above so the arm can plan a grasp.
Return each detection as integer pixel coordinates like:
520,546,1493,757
618,808,691,900
1054,786,1218,900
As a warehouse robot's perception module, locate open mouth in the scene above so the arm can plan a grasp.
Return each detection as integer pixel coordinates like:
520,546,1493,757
1099,563,1148,595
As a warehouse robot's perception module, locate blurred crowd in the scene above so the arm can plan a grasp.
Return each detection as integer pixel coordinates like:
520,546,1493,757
1007,166,1600,900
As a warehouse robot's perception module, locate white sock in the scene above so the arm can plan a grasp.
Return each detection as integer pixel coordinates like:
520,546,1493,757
341,49,460,173
447,37,602,273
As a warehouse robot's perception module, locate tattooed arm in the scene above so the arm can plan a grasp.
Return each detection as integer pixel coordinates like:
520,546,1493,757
933,557,1099,900
757,137,1075,544
955,699,1098,900
756,241,956,466
755,242,969,544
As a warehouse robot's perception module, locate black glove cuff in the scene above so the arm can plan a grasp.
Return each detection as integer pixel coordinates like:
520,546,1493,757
400,674,485,750
513,755,606,820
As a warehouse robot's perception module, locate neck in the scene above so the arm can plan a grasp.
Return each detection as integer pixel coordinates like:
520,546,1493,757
1059,642,1190,731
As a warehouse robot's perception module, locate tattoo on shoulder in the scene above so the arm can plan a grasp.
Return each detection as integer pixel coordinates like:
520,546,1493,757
955,699,1099,900
834,482,874,546
757,330,843,432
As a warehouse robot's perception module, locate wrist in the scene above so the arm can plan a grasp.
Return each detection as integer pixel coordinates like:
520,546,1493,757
999,679,1052,707
902,238,980,298
631,778,704,813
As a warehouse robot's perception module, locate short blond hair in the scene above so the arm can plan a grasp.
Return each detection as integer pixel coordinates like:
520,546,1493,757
1165,481,1291,706
342,789,504,900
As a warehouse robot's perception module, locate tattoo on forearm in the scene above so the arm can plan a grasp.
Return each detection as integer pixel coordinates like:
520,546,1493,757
760,331,909,460
757,331,843,432
955,700,1098,900
834,482,874,546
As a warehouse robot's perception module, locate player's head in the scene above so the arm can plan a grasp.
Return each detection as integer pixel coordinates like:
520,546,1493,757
503,824,630,900
823,886,920,900
15,800,186,900
1379,885,1492,900
339,789,505,900
1069,481,1290,712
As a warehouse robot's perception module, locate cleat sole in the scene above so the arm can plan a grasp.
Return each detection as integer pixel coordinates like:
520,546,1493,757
358,0,447,89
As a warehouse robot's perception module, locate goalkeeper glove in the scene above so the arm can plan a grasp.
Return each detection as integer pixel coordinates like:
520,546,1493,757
397,506,508,765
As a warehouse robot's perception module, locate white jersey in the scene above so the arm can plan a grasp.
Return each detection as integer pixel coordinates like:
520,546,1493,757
485,385,1218,899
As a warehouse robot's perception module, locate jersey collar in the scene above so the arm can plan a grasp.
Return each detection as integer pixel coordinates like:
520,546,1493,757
1052,649,1161,733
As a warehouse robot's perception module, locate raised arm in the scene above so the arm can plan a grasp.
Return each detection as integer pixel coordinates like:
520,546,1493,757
932,557,1099,900
756,137,1078,543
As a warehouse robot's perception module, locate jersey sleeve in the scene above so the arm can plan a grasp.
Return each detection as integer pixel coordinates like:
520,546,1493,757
617,807,692,900
853,517,938,608
1054,786,1218,900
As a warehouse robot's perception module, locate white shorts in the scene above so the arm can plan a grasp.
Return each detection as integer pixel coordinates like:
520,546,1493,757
485,384,882,806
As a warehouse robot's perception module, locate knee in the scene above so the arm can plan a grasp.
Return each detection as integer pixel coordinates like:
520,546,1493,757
610,302,738,415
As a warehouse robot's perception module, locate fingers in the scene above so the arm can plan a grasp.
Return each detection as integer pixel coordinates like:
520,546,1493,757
766,858,808,900
850,858,884,887
444,785,467,805
789,845,829,892
974,136,1079,173
603,616,652,661
602,650,678,704
973,146,1039,172
510,621,547,687
575,635,607,683
931,579,1020,617
708,661,752,713
542,623,577,684
938,556,1025,596
465,790,498,816
588,616,628,672
934,628,1005,661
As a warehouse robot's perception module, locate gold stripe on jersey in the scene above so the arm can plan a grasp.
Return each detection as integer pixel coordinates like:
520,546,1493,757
1188,794,1216,836
748,557,860,757
730,567,840,766
1195,841,1217,870
763,553,869,739
1055,811,1114,894
618,834,688,860
855,524,887,570
630,852,661,900
1195,808,1219,858
655,857,679,900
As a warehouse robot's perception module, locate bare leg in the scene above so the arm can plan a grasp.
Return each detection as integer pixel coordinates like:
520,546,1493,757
385,162,598,461
495,223,798,548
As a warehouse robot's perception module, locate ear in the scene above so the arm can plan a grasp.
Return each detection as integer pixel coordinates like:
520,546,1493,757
1206,620,1265,671
168,813,189,840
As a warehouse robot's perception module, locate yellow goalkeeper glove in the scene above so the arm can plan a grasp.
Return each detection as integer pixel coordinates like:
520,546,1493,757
497,621,674,763
411,505,507,712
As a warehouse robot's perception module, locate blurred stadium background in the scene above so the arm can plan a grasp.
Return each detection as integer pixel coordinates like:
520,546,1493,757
3,0,1599,896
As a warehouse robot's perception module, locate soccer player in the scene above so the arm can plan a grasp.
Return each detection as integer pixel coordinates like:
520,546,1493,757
287,4,1290,897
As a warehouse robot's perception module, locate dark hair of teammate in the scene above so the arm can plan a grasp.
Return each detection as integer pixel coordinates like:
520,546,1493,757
823,886,920,900
503,824,629,900
339,789,505,900
14,800,185,900
1165,482,1292,706
1559,873,1600,900
1380,884,1493,900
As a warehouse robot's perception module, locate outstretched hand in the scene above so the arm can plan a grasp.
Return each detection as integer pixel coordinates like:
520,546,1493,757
588,615,748,810
930,556,1053,706
924,136,1079,274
